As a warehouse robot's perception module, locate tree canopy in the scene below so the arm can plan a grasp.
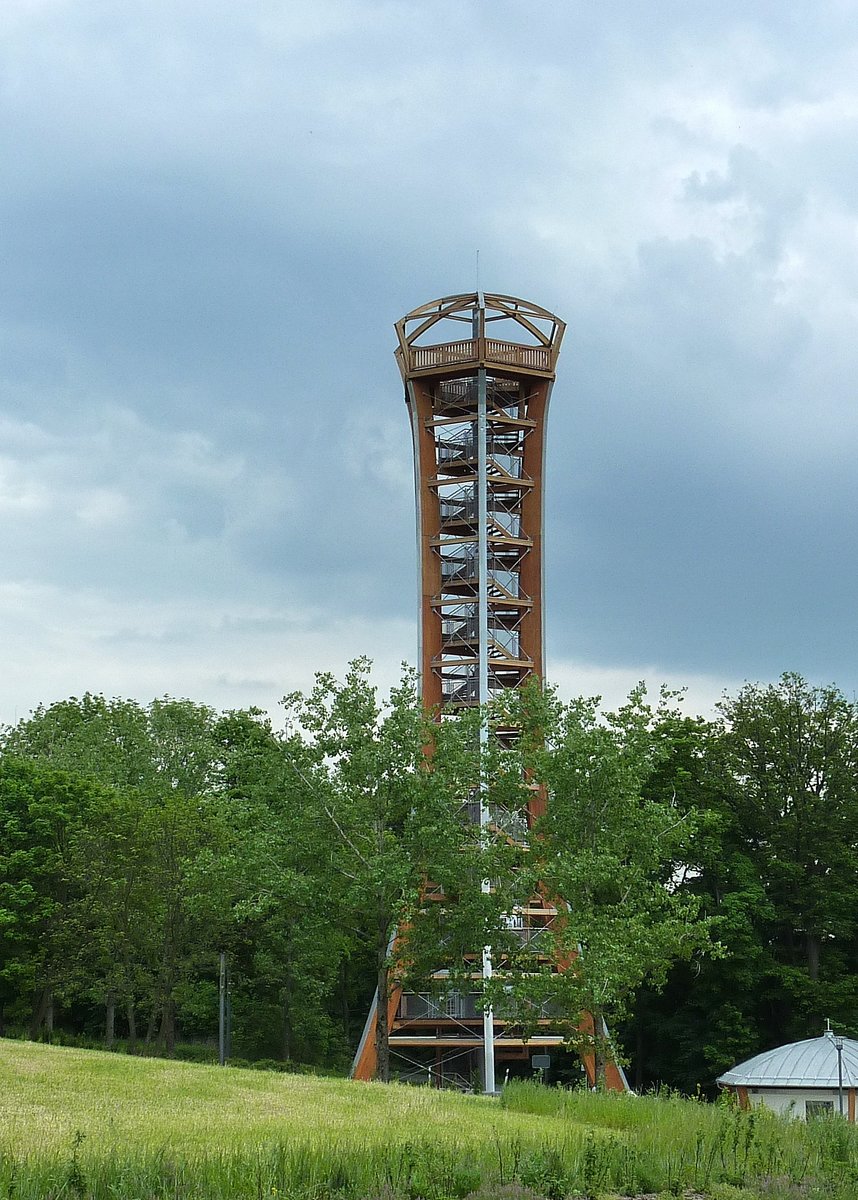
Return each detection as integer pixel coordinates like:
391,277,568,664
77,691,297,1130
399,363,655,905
1,669,854,1093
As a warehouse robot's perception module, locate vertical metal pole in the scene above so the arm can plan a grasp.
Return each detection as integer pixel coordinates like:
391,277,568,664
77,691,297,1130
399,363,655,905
477,385,489,707
476,350,495,1094
226,957,232,1062
218,951,226,1067
475,298,488,702
836,1036,844,1116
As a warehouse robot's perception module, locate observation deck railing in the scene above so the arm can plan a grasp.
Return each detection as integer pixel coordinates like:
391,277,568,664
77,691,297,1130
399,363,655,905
397,990,561,1021
403,337,554,377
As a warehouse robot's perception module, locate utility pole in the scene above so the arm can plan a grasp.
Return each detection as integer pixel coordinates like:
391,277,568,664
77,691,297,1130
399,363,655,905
474,297,496,1096
835,1034,844,1117
219,951,227,1066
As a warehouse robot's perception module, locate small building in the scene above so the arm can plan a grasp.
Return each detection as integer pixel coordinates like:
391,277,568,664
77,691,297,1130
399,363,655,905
718,1033,858,1120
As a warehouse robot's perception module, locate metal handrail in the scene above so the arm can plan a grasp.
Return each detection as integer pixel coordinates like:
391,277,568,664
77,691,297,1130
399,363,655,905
408,338,552,374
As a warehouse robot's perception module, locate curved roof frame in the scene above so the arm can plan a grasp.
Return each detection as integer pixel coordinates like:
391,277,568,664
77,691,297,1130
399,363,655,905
395,293,566,361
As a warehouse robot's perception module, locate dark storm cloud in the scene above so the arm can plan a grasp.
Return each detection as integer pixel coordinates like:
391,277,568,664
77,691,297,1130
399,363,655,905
547,215,858,686
2,0,858,719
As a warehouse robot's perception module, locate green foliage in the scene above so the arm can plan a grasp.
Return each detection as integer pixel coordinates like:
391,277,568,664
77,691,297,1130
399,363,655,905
213,705,359,1064
280,660,511,1080
0,758,106,1031
627,673,858,1091
486,681,718,1072
4,666,858,1095
0,696,251,1052
0,669,497,1073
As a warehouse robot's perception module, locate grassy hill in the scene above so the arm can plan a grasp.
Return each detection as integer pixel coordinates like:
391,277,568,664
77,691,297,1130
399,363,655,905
0,1037,553,1157
1,1037,857,1199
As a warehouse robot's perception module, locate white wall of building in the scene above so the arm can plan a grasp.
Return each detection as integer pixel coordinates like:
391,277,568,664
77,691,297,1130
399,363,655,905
747,1088,841,1119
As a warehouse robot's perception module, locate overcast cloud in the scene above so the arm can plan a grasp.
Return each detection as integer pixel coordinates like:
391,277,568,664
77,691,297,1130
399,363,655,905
2,0,858,724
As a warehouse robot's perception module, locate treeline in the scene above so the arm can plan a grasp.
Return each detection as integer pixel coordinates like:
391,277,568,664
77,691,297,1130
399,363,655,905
628,671,858,1089
0,688,374,1066
1,666,857,1089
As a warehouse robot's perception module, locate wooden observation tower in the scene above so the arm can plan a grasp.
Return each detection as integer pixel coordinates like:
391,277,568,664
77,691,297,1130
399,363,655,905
395,292,564,714
351,292,626,1091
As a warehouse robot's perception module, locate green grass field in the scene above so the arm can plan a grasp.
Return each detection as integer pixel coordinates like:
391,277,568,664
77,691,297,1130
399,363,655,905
2,1037,858,1199
0,1037,557,1156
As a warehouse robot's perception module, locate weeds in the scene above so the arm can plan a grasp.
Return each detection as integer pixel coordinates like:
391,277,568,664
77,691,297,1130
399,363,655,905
66,1131,86,1199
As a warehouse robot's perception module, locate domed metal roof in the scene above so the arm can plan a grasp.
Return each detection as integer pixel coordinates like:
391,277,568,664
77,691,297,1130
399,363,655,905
718,1035,858,1089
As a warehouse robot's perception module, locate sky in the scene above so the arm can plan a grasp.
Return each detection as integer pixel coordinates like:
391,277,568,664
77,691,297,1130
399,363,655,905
2,0,858,727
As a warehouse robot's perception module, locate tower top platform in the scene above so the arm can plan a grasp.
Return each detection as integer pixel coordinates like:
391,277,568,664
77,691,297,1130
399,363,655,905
395,292,566,382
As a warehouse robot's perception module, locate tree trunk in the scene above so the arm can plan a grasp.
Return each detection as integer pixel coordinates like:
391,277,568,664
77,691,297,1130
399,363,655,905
105,993,115,1048
635,1022,644,1092
122,953,137,1052
281,997,292,1063
158,998,176,1056
126,997,137,1054
375,923,391,1083
30,987,52,1040
807,933,820,981
281,960,293,1062
338,959,350,1036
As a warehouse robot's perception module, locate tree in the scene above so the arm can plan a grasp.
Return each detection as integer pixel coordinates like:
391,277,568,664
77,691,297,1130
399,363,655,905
1,694,234,1053
0,757,105,1038
719,673,858,993
211,706,358,1064
282,659,511,1081
617,711,770,1090
1,691,386,1062
494,683,717,1083
626,673,858,1091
